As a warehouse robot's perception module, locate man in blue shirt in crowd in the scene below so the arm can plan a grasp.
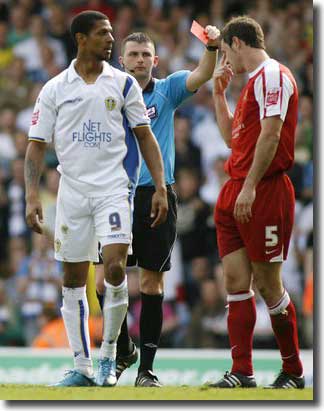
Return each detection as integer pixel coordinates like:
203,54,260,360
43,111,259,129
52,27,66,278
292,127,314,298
96,27,219,387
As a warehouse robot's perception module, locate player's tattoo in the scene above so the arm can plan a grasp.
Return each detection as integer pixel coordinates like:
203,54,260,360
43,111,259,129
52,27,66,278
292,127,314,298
25,158,41,188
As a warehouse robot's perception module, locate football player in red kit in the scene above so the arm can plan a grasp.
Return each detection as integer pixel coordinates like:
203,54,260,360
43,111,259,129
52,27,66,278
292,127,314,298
208,16,304,389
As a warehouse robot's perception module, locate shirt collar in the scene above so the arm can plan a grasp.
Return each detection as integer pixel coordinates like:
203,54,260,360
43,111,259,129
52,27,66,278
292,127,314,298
67,59,114,83
248,58,273,79
143,77,155,93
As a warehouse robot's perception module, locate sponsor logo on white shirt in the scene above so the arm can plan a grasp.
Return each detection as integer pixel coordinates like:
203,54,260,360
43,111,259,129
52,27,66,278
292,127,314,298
72,120,112,149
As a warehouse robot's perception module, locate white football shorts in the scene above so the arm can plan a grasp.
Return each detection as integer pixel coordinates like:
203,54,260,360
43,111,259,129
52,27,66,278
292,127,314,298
54,177,132,262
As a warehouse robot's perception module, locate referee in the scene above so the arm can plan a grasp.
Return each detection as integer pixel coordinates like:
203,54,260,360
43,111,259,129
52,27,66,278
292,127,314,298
96,28,219,387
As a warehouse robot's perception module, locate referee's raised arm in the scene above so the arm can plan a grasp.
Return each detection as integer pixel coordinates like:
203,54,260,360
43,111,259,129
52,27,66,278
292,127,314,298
186,25,220,92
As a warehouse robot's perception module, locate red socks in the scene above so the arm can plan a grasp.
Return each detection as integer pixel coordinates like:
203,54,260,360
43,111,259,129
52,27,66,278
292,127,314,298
227,291,256,376
268,291,303,377
226,289,303,378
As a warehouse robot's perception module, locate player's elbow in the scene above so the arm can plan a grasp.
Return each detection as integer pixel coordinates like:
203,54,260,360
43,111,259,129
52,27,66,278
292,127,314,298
186,71,208,92
133,125,152,143
223,133,232,148
28,140,47,154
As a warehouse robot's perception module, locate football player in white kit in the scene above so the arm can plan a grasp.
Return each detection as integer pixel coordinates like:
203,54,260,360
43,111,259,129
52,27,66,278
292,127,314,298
24,10,168,387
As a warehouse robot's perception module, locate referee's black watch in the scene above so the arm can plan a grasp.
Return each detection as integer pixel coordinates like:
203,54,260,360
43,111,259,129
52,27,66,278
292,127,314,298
206,45,218,52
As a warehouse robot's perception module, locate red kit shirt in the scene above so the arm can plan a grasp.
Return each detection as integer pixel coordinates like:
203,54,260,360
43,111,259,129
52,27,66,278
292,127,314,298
225,58,298,179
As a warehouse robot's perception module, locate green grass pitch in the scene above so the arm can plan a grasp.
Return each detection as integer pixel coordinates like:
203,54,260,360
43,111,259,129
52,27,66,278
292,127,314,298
0,385,313,401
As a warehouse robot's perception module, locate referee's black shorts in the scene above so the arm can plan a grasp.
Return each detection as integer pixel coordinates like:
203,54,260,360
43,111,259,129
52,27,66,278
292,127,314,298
127,184,177,272
95,185,177,272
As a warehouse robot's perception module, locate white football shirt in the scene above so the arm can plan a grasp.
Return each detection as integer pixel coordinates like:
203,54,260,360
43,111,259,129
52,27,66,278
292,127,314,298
28,59,150,197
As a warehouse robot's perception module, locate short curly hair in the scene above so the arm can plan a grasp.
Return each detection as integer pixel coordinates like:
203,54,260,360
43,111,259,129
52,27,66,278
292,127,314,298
70,11,109,45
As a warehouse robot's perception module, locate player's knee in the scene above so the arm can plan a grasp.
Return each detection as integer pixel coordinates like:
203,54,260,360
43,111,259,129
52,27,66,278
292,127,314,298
63,273,86,288
224,270,248,293
140,272,163,294
105,260,125,284
256,281,282,306
257,285,278,306
253,268,284,306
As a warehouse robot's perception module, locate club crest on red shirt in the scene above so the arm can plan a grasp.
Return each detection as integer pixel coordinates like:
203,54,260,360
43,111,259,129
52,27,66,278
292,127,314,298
266,88,280,106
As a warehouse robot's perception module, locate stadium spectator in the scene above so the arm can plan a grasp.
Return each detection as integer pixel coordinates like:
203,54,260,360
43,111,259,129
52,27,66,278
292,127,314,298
13,14,66,81
16,83,44,134
174,115,201,179
7,5,30,47
0,279,24,346
297,93,313,160
32,304,104,349
0,108,18,175
176,167,213,265
302,160,313,202
0,2,9,23
0,56,33,112
16,0,42,16
107,3,135,67
7,235,28,281
13,131,29,159
302,270,313,348
69,0,116,22
199,155,229,207
15,231,62,345
0,166,9,272
7,157,29,239
0,21,14,73
184,256,212,308
47,4,76,63
191,85,231,181
186,277,227,348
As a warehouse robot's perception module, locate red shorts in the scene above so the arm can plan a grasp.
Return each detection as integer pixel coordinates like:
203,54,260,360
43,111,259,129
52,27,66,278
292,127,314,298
214,173,295,262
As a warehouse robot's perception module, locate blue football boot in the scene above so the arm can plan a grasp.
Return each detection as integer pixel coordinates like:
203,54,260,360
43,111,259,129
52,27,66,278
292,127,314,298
96,358,117,387
49,369,96,387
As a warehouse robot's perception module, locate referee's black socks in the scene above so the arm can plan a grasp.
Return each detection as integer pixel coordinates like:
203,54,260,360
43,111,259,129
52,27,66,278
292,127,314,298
139,292,164,373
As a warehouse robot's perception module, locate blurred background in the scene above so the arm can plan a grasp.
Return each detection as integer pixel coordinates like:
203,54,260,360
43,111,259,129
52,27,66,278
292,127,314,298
0,0,313,353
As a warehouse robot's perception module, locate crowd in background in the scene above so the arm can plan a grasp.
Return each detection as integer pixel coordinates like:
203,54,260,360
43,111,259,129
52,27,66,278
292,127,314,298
0,0,313,351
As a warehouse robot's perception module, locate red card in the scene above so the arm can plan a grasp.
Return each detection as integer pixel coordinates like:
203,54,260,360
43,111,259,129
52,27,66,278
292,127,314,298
190,20,208,44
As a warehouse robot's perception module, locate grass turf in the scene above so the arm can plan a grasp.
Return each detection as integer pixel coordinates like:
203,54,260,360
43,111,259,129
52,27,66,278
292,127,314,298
0,385,313,401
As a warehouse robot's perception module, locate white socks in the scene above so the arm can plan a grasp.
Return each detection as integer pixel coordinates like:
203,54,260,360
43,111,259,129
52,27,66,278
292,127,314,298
100,277,128,360
61,286,93,377
227,290,255,302
268,289,290,315
61,277,128,374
